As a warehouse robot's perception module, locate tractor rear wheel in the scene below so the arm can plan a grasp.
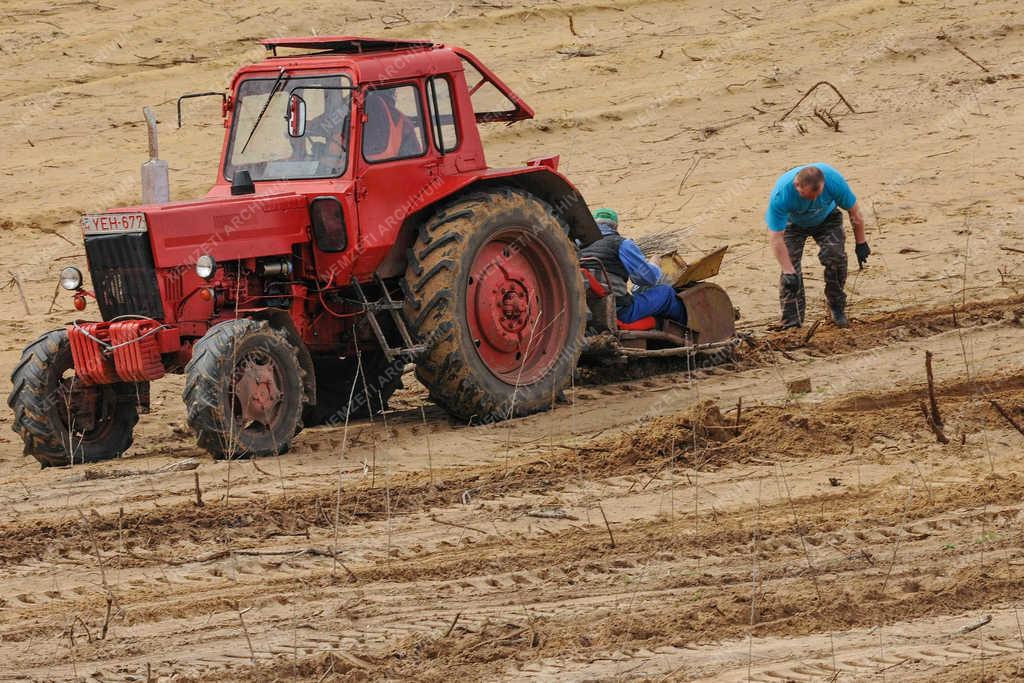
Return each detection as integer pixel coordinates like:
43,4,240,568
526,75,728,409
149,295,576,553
183,319,306,458
402,188,585,422
8,329,138,467
303,352,403,427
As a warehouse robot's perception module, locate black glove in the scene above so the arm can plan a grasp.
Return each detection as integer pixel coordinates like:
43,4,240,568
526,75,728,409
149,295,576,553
781,272,800,294
855,242,871,269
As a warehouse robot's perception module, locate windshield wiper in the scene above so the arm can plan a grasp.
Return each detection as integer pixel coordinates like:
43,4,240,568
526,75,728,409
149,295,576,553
239,68,289,155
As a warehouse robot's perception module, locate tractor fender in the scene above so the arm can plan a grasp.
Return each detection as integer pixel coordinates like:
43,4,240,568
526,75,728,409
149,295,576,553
374,166,602,278
250,309,317,406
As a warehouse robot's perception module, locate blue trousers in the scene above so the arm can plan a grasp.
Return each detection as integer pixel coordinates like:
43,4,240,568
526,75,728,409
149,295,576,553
617,285,687,325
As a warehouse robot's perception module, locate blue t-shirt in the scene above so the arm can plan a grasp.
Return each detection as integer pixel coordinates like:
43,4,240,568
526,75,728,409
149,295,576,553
765,163,857,232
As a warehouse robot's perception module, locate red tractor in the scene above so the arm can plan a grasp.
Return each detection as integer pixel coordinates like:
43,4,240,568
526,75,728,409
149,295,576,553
9,37,737,467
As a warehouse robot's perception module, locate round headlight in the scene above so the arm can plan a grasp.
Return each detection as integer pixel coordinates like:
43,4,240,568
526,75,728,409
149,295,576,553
195,254,216,280
59,266,83,291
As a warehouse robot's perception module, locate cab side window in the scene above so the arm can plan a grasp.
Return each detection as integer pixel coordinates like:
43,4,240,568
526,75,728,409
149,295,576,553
426,76,459,153
362,85,427,163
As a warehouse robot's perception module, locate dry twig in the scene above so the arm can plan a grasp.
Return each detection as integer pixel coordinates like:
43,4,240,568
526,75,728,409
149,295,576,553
597,503,616,547
951,44,990,72
990,400,1024,437
951,614,992,637
778,81,857,123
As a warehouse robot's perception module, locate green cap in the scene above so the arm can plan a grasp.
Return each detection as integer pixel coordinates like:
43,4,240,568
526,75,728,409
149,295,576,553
593,208,618,224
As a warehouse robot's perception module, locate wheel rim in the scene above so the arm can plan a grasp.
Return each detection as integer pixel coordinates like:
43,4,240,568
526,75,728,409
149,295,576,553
55,370,119,445
466,227,571,384
233,350,285,434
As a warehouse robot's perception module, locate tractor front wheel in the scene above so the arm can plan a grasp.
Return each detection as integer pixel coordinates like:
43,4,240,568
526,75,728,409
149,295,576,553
183,319,306,459
403,188,585,422
8,329,139,467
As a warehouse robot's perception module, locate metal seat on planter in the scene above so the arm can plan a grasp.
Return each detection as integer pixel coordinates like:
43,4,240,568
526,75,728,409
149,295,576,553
616,316,657,331
580,266,657,332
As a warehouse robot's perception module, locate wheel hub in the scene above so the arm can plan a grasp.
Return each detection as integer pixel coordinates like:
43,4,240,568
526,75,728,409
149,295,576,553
474,260,539,355
466,229,570,382
234,355,283,428
500,284,530,330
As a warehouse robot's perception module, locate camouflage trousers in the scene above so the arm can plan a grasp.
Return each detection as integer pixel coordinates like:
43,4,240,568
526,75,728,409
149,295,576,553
778,209,847,327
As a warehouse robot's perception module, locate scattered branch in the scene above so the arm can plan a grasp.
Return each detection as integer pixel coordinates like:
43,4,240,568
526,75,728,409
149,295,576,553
990,400,1024,437
431,514,488,535
237,605,256,666
7,272,30,316
444,612,462,637
951,44,989,72
778,81,857,123
801,319,822,346
951,614,992,637
676,155,701,195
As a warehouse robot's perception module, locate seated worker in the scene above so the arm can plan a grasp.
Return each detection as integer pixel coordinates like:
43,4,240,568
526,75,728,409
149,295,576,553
580,208,687,326
363,88,425,161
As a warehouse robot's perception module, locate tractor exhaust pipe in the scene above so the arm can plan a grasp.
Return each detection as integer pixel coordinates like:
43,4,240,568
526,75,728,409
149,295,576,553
141,106,170,204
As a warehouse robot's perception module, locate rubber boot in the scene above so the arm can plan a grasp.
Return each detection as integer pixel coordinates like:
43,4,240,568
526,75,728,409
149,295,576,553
830,305,849,328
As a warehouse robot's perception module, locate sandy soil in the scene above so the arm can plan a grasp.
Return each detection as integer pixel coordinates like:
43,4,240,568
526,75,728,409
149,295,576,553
0,0,1023,681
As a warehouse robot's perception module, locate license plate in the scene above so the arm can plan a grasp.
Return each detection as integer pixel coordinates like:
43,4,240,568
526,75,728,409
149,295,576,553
81,212,148,235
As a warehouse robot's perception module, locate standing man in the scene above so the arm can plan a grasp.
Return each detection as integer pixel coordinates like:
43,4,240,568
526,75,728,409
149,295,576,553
581,208,687,326
765,163,870,329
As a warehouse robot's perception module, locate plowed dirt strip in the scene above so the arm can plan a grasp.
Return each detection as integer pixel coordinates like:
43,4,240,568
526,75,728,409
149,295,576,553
1,295,1020,533
1,367,1022,680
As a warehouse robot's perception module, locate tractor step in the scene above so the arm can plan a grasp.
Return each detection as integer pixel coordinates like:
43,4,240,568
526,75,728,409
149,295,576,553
351,276,425,361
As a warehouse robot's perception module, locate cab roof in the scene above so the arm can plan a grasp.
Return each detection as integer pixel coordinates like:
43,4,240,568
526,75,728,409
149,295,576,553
234,36,535,123
260,36,437,56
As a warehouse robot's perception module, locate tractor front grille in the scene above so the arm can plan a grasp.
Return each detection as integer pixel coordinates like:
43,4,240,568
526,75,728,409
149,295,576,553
84,233,165,320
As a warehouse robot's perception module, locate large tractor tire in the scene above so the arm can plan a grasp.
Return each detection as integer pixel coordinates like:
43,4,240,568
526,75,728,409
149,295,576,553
183,319,306,459
9,329,138,467
402,187,586,422
303,352,403,427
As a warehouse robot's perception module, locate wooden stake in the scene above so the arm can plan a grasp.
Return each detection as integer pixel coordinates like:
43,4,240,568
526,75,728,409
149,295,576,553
194,471,204,507
421,406,433,486
597,502,615,547
444,612,462,637
921,400,949,445
929,352,942,428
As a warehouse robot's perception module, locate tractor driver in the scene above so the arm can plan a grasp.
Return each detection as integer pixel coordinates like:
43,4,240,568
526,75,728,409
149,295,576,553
580,208,687,327
303,88,349,175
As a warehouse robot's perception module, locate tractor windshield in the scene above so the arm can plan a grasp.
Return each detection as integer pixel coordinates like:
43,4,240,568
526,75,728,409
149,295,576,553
224,73,353,182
